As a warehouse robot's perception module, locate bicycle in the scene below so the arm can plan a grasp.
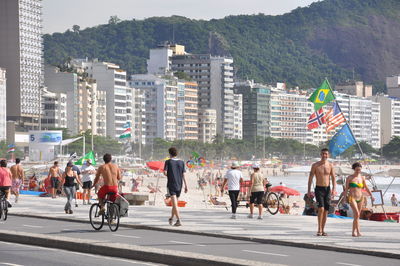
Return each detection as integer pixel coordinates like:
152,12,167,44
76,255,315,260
262,185,280,215
89,192,120,231
0,190,8,221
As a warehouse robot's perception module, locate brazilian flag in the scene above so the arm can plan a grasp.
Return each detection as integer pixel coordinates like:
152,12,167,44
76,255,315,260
308,80,335,111
75,150,96,166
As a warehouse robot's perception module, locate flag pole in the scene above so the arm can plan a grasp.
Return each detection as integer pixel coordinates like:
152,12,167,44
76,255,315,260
325,78,377,189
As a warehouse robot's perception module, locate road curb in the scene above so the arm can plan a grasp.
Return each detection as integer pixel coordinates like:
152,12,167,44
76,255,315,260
10,213,400,260
0,230,277,266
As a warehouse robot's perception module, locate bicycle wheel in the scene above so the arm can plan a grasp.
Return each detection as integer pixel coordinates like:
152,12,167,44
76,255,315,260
107,203,120,232
266,192,279,215
0,199,7,221
89,203,104,230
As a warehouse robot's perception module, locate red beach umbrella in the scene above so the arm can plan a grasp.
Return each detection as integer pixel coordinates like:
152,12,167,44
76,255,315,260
270,186,300,196
146,161,165,171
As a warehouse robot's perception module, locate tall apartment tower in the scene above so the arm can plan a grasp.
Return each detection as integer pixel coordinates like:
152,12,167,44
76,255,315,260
0,0,43,129
127,82,146,146
0,68,6,141
41,89,67,130
73,59,128,138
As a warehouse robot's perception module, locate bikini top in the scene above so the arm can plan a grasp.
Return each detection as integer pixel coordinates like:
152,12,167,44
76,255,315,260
349,182,363,188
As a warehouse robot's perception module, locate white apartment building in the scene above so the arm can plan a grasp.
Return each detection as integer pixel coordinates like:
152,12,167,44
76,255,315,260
336,93,380,149
44,66,79,135
127,83,146,145
233,94,243,139
0,68,6,141
386,75,400,98
73,59,128,138
198,109,217,143
370,95,400,146
0,0,43,129
270,88,315,144
41,89,67,130
176,81,199,140
130,74,177,143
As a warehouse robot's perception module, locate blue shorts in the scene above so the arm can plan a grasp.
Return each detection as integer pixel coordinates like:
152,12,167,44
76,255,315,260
168,188,181,198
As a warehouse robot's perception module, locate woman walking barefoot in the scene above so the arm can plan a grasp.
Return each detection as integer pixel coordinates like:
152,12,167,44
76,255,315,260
344,162,373,237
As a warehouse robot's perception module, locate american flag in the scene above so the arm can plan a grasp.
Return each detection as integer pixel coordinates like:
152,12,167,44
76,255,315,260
325,102,346,132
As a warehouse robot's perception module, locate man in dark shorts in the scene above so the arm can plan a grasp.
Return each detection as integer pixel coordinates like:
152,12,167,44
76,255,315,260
47,161,61,198
308,148,336,236
163,147,188,226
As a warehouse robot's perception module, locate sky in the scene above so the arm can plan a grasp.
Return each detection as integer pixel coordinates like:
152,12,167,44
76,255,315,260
42,0,320,34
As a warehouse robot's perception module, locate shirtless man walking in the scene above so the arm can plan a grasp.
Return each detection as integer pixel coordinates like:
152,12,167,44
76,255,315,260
92,154,121,214
48,161,61,198
307,148,336,236
10,158,25,203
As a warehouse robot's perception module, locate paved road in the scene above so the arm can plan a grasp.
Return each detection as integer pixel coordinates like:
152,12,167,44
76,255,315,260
0,216,398,266
0,241,163,266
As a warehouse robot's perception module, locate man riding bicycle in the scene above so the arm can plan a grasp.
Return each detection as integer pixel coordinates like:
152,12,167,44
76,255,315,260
92,154,121,215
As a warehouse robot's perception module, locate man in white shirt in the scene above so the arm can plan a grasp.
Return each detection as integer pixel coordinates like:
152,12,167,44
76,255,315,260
80,159,96,204
221,162,243,219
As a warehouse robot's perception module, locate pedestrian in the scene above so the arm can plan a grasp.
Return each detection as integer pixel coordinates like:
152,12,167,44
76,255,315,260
61,162,83,214
391,194,398,207
10,158,25,203
163,147,188,226
248,163,266,219
344,162,374,237
80,159,96,205
47,161,61,198
307,148,336,236
0,160,12,207
221,162,243,219
68,160,81,207
92,154,121,214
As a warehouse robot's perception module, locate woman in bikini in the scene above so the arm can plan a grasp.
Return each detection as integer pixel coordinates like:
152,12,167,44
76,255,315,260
344,162,373,237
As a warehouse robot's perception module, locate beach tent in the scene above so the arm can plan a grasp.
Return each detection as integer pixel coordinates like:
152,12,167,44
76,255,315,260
383,169,400,197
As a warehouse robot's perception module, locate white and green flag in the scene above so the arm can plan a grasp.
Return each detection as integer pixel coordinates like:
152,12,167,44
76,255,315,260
119,128,131,139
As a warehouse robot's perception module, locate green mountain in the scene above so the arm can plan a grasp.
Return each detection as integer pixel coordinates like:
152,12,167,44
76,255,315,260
43,0,400,90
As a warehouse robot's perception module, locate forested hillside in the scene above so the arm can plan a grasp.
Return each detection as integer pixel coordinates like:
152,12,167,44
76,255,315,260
43,0,400,90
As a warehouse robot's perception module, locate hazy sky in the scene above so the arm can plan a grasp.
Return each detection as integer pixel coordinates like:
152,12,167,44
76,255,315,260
42,0,319,34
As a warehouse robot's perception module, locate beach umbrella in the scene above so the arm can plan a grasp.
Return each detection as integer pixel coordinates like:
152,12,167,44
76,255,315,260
146,161,165,171
270,186,300,196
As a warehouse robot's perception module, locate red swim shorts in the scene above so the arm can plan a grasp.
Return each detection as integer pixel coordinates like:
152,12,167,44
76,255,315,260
98,185,118,202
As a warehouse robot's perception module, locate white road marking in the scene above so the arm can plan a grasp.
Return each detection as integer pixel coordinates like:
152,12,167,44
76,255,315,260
0,263,24,266
22,224,43,228
169,240,205,247
336,263,362,266
242,249,288,257
113,234,141,239
0,241,160,265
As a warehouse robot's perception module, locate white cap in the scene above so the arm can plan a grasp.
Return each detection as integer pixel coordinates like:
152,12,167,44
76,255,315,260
252,163,260,169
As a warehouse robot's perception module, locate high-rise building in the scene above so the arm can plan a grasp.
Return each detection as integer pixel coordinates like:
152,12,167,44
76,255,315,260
72,59,128,138
198,109,217,143
130,74,178,143
336,93,380,149
44,66,79,135
0,0,43,129
335,81,372,98
386,75,400,98
177,81,199,140
127,83,146,146
234,80,271,141
41,89,67,130
370,95,400,146
0,68,6,141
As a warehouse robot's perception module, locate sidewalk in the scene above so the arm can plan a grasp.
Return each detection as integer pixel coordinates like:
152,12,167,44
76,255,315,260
8,195,400,258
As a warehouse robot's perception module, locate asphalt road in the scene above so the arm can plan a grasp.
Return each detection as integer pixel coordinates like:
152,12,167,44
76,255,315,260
0,241,163,266
0,216,399,266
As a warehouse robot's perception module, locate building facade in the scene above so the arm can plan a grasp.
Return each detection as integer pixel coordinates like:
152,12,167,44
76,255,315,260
130,74,178,143
176,81,199,140
336,93,380,149
335,81,372,98
0,0,43,129
72,59,128,138
198,109,217,143
235,81,271,141
128,84,146,145
41,89,67,130
371,95,400,146
0,68,6,141
386,75,400,98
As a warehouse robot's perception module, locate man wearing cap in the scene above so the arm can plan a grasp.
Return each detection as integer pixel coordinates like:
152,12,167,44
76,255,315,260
248,163,266,219
81,159,96,205
221,162,243,219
